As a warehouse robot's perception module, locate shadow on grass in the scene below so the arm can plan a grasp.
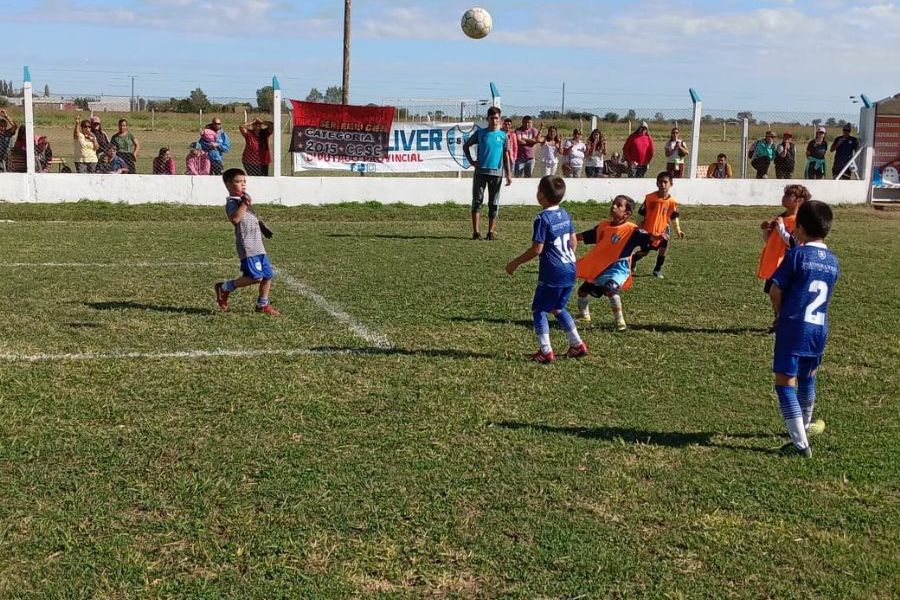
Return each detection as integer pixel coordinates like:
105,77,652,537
86,301,215,316
311,345,496,360
451,316,535,329
493,421,778,454
327,233,464,240
626,323,768,335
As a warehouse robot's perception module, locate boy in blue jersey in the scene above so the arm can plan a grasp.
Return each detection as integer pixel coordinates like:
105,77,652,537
214,168,280,316
769,200,839,457
505,176,587,363
464,106,512,241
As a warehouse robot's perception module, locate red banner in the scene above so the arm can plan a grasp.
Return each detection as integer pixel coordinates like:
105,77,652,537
289,100,395,162
874,113,900,168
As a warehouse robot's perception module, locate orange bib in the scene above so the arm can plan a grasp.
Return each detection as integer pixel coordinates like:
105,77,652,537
757,215,796,279
576,221,638,289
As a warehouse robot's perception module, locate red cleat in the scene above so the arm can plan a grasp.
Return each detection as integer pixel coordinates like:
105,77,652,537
255,304,280,316
529,349,555,363
214,282,230,311
566,342,589,358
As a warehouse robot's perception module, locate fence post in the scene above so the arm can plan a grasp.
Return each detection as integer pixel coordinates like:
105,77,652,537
688,88,702,179
151,108,155,131
740,118,749,178
199,109,203,129
23,66,35,176
859,102,876,202
272,75,282,178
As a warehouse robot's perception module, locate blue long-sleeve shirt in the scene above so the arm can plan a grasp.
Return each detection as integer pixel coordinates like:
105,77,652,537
201,131,231,163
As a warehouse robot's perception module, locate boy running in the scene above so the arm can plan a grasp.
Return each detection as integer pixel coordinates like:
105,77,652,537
631,171,685,278
505,176,587,363
575,195,652,331
769,201,839,457
214,168,280,315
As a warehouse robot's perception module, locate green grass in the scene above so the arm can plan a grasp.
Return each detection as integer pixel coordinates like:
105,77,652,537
6,106,847,177
0,202,898,598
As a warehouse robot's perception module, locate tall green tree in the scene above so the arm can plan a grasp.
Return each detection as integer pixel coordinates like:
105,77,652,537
43,84,50,97
305,88,324,102
324,85,343,104
256,85,274,112
189,87,211,111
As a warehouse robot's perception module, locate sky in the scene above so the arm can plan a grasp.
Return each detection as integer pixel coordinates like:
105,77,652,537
1,0,897,118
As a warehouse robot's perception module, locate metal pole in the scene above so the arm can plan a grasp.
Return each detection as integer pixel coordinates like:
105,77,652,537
130,75,135,112
272,76,283,178
561,82,565,115
740,118,750,179
342,0,351,104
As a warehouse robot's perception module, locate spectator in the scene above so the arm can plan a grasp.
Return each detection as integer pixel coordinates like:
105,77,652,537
73,117,99,173
538,126,562,177
89,116,111,153
750,130,777,179
502,117,518,174
239,117,274,176
513,115,540,177
664,126,689,178
110,119,140,173
35,136,53,172
830,123,859,180
7,125,27,173
622,121,654,177
774,132,796,179
604,152,630,177
185,142,211,175
561,128,586,178
201,117,230,175
706,153,733,179
584,129,606,178
0,109,18,172
805,127,828,180
152,147,176,175
97,145,129,174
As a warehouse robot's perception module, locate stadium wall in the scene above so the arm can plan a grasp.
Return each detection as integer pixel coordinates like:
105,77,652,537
0,174,869,206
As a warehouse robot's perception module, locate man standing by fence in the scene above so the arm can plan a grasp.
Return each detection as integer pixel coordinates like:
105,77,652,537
830,124,859,180
514,116,539,178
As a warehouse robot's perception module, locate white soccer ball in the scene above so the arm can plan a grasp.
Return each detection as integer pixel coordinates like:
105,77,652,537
461,7,492,39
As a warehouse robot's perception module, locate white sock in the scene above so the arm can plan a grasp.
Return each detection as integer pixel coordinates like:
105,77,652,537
537,333,552,354
577,296,590,316
565,328,582,347
785,416,809,450
608,294,623,320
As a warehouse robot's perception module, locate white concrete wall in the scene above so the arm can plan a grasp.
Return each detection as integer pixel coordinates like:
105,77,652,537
0,173,869,206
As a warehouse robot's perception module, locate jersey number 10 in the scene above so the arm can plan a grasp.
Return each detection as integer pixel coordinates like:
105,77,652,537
553,234,576,264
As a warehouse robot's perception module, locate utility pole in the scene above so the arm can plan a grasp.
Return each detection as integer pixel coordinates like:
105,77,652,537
561,82,565,115
342,0,351,104
130,75,135,112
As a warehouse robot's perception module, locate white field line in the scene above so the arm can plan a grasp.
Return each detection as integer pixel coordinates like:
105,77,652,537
278,272,392,349
1,261,227,267
0,347,366,363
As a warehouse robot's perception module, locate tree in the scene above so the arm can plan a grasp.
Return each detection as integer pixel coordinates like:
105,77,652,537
624,109,637,121
654,112,666,122
189,87,210,111
306,88,324,102
324,85,343,104
812,118,823,126
736,111,755,124
825,117,837,127
43,84,50,97
603,112,619,123
256,85,274,112
73,97,95,110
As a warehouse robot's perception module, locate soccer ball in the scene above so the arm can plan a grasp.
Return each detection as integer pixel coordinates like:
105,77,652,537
461,7,492,39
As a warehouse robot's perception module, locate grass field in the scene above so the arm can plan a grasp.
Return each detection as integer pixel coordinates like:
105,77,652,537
0,201,898,598
5,106,851,177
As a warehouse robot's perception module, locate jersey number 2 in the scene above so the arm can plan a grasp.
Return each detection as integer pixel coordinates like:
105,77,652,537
803,280,828,325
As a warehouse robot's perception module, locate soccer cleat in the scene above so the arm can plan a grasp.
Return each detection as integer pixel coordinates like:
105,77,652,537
576,312,591,322
615,317,627,332
565,342,588,359
486,231,496,241
806,419,826,436
214,282,230,311
652,270,664,279
472,231,481,240
255,304,280,316
528,349,555,363
779,441,812,458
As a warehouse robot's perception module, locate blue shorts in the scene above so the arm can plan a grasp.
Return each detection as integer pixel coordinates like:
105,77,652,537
772,352,821,378
240,254,275,280
532,285,573,313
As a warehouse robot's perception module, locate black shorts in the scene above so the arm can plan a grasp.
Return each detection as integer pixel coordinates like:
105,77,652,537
763,278,775,294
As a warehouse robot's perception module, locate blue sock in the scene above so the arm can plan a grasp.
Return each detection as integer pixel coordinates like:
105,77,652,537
798,375,817,427
776,384,808,449
554,309,582,346
222,279,237,293
256,296,269,307
532,311,551,353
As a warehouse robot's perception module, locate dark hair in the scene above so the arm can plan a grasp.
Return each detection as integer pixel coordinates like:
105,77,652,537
222,167,246,184
612,194,635,214
523,115,533,122
656,171,672,184
796,200,832,239
717,153,727,159
158,147,169,156
487,106,501,118
118,119,127,126
537,175,566,205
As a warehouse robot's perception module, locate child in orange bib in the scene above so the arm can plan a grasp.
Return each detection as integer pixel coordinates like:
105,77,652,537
575,195,653,331
758,184,811,331
630,171,685,279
